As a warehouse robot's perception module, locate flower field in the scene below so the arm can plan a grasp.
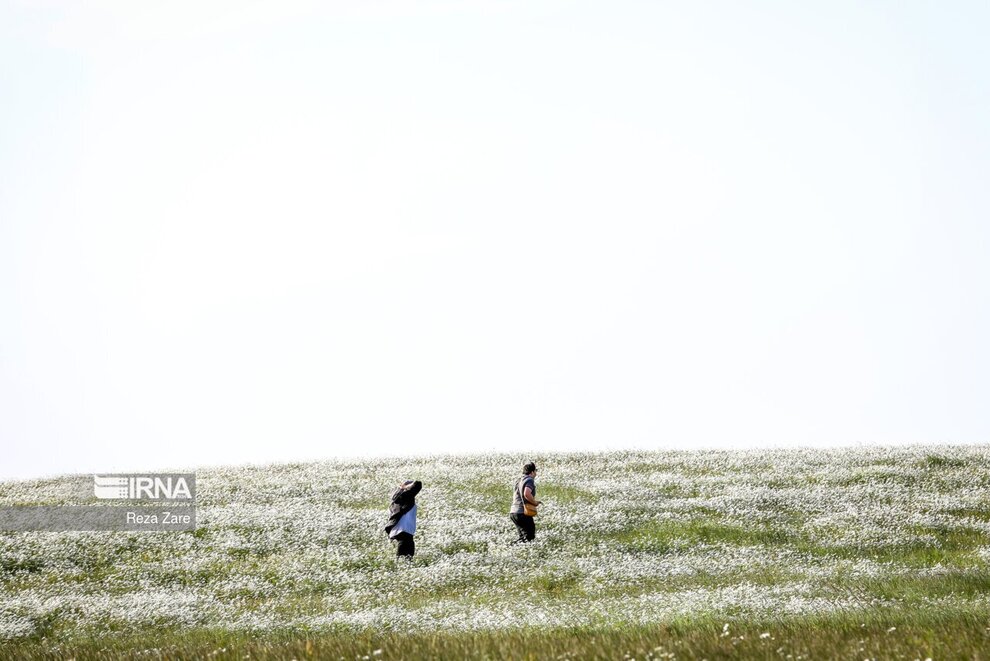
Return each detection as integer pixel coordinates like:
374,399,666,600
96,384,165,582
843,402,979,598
2,444,990,659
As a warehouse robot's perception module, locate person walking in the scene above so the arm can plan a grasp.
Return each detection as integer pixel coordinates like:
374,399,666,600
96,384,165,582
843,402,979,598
509,462,541,543
385,479,422,560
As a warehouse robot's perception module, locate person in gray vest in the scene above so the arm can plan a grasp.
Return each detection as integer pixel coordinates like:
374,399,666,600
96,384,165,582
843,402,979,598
509,462,541,543
385,479,422,559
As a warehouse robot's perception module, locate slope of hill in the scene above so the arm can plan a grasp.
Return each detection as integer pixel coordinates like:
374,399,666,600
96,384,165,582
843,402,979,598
2,445,989,659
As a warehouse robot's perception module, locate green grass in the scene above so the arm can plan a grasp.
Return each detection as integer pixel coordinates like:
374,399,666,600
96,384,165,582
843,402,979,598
608,518,795,554
945,505,990,522
790,524,988,567
8,607,990,660
4,445,990,658
920,454,969,469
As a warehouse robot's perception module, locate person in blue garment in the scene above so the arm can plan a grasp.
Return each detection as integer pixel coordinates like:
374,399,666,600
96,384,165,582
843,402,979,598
384,479,422,560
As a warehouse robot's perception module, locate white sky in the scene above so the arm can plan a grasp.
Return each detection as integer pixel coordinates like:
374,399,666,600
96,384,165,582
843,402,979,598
2,1,989,480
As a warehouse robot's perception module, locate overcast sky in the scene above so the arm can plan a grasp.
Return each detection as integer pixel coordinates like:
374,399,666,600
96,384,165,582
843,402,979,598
2,1,988,480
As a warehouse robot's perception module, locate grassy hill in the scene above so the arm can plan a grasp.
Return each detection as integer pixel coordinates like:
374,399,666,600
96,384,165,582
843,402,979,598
2,445,990,659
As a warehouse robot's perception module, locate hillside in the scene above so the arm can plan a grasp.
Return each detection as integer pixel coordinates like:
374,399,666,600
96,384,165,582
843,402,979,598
2,445,989,659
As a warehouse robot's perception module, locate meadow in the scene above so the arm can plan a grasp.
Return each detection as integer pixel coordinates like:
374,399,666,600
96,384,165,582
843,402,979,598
2,444,989,659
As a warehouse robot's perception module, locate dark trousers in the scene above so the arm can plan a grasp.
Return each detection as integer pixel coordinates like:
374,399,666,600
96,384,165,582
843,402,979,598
510,513,536,543
392,531,415,557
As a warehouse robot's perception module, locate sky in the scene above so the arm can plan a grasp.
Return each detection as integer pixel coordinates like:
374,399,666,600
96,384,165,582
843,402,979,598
2,1,989,480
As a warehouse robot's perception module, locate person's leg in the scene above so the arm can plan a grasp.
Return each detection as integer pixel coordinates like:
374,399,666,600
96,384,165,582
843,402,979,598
395,532,414,558
510,514,527,543
522,514,536,542
511,514,536,543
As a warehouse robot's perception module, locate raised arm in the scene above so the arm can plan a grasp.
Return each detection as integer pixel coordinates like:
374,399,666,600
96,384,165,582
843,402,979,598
393,480,423,506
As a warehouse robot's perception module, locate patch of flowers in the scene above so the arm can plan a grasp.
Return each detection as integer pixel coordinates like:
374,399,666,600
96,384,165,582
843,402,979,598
1,444,988,640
